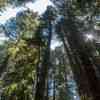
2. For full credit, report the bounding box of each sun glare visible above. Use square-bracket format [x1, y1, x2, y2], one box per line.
[43, 0, 49, 5]
[85, 34, 94, 41]
[25, 0, 52, 14]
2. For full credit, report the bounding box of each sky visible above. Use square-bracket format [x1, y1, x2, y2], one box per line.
[0, 0, 61, 49]
[0, 0, 52, 24]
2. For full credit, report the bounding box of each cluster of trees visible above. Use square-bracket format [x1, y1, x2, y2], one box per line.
[0, 0, 100, 100]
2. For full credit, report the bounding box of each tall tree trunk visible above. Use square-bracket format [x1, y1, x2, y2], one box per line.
[45, 76, 49, 100]
[59, 30, 92, 98]
[0, 55, 9, 77]
[53, 76, 56, 100]
[35, 21, 52, 100]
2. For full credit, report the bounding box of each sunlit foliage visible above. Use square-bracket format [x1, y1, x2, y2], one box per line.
[16, 10, 40, 39]
[0, 10, 42, 100]
[2, 39, 39, 100]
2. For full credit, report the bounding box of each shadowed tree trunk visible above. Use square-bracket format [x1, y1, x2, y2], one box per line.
[56, 23, 92, 98]
[63, 11, 100, 99]
[35, 20, 52, 100]
[0, 55, 9, 77]
[53, 75, 56, 100]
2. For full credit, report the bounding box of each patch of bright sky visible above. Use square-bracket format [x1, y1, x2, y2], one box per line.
[25, 0, 53, 14]
[0, 0, 53, 24]
[51, 40, 62, 50]
[0, 33, 8, 44]
[0, 33, 7, 40]
[0, 6, 26, 24]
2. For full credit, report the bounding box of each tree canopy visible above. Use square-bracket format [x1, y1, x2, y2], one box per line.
[0, 0, 100, 100]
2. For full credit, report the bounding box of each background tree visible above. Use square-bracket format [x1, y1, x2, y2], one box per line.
[51, 0, 100, 99]
[50, 46, 72, 100]
[35, 6, 56, 100]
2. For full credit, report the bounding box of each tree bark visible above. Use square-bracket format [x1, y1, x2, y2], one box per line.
[35, 21, 52, 100]
[63, 14, 100, 99]
[53, 76, 56, 100]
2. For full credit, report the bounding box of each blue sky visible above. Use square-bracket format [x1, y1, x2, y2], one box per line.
[0, 0, 52, 40]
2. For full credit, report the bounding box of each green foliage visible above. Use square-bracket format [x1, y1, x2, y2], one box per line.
[0, 10, 43, 100]
[16, 10, 40, 39]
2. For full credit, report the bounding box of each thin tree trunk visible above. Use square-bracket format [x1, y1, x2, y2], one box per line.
[35, 21, 52, 100]
[45, 76, 49, 100]
[0, 55, 9, 77]
[53, 76, 56, 100]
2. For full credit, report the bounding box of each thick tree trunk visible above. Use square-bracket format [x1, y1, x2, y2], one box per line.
[79, 52, 100, 100]
[63, 20, 100, 100]
[58, 30, 92, 98]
